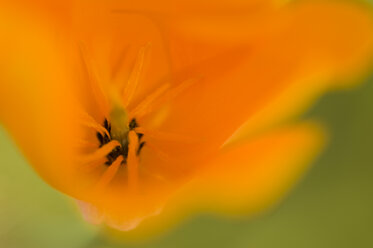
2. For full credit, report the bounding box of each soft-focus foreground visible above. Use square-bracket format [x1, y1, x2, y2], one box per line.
[0, 0, 373, 244]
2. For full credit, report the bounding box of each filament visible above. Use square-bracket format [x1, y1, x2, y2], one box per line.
[79, 43, 109, 116]
[80, 140, 121, 165]
[122, 44, 151, 107]
[78, 110, 110, 137]
[81, 119, 111, 138]
[133, 77, 200, 118]
[94, 155, 123, 193]
[127, 130, 139, 191]
[80, 157, 108, 173]
[129, 83, 169, 118]
[111, 45, 130, 80]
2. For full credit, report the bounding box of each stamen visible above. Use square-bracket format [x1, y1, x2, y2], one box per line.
[80, 140, 121, 165]
[94, 155, 123, 193]
[129, 83, 169, 118]
[79, 110, 111, 138]
[111, 45, 130, 80]
[105, 146, 123, 166]
[103, 118, 110, 130]
[137, 133, 144, 140]
[122, 44, 151, 107]
[127, 130, 139, 191]
[137, 142, 146, 155]
[80, 157, 108, 173]
[132, 77, 200, 118]
[129, 118, 139, 130]
[96, 132, 110, 147]
[163, 77, 200, 101]
[79, 43, 109, 116]
[133, 127, 145, 134]
[82, 120, 110, 139]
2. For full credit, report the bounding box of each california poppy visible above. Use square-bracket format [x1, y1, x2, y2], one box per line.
[0, 0, 372, 235]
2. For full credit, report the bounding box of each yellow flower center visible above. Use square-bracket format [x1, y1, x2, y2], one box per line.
[96, 103, 145, 166]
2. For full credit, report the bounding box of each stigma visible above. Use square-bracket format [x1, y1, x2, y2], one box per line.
[96, 105, 145, 166]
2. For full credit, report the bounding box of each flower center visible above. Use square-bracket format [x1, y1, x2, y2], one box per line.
[96, 105, 145, 166]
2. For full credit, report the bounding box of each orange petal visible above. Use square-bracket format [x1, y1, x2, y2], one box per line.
[0, 5, 81, 195]
[227, 76, 328, 143]
[77, 0, 278, 15]
[121, 122, 325, 238]
[227, 2, 373, 143]
[0, 4, 105, 201]
[189, 122, 326, 213]
[158, 1, 373, 148]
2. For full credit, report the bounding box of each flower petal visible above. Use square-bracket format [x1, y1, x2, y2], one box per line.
[122, 122, 325, 238]
[187, 122, 325, 213]
[0, 5, 81, 195]
[228, 76, 328, 143]
[158, 1, 373, 148]
[77, 0, 279, 15]
[227, 2, 373, 142]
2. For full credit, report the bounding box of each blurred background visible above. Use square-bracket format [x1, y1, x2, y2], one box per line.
[0, 71, 372, 248]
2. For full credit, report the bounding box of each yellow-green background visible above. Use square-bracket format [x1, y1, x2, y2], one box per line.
[1, 75, 372, 248]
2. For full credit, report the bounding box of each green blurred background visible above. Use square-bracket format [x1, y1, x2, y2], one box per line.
[1, 75, 372, 248]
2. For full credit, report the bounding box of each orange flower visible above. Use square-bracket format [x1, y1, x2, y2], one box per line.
[0, 0, 372, 235]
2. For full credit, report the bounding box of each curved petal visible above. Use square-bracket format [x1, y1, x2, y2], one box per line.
[158, 1, 373, 148]
[119, 121, 325, 238]
[227, 75, 328, 143]
[0, 5, 81, 196]
[187, 122, 325, 213]
[227, 1, 373, 143]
